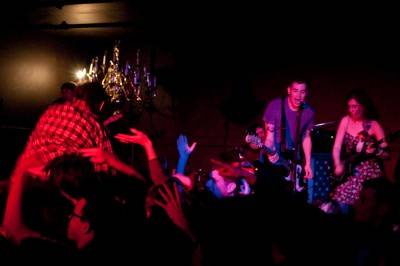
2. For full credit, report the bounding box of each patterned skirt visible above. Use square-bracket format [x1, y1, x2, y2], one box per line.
[332, 159, 383, 205]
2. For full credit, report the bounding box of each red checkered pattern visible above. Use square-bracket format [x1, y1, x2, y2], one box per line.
[22, 99, 112, 170]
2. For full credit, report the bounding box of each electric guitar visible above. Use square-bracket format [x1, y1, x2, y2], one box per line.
[245, 134, 305, 192]
[335, 129, 400, 184]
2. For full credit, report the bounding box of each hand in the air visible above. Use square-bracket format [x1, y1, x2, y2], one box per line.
[115, 128, 152, 147]
[177, 134, 197, 158]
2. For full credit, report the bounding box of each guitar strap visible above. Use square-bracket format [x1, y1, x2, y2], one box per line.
[292, 103, 304, 191]
[281, 97, 304, 192]
[294, 104, 304, 163]
[280, 96, 287, 154]
[358, 120, 372, 153]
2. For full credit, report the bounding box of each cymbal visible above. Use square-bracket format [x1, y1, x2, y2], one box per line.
[313, 121, 337, 129]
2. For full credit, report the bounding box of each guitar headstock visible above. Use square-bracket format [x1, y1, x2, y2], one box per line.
[245, 134, 263, 149]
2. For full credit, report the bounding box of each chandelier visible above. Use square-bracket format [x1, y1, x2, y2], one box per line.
[84, 41, 157, 110]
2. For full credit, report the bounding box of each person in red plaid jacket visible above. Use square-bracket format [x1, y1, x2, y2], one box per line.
[21, 82, 112, 176]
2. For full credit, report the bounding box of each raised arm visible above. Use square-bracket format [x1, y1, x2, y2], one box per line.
[115, 128, 167, 185]
[153, 182, 197, 242]
[80, 148, 146, 182]
[176, 134, 197, 174]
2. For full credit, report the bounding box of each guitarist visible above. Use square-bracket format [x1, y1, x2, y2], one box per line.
[328, 89, 389, 214]
[262, 79, 315, 193]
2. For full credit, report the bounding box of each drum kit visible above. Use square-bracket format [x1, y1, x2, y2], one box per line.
[190, 121, 338, 193]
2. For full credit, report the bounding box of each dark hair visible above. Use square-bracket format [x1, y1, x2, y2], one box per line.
[290, 79, 307, 86]
[346, 89, 379, 120]
[45, 153, 100, 199]
[60, 81, 76, 91]
[75, 82, 108, 114]
[287, 78, 309, 95]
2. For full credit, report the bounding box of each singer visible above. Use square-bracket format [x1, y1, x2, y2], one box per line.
[260, 79, 315, 194]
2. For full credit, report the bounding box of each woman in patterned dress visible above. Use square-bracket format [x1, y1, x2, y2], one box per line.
[330, 89, 388, 214]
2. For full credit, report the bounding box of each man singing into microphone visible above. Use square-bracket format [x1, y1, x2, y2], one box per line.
[261, 79, 315, 193]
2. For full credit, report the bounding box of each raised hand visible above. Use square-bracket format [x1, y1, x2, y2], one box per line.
[116, 128, 164, 183]
[176, 134, 197, 175]
[153, 183, 195, 240]
[115, 128, 152, 147]
[177, 134, 197, 158]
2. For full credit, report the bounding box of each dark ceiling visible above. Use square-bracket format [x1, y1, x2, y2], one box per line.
[2, 1, 400, 67]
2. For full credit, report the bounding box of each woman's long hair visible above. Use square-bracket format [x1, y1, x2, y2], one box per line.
[346, 89, 379, 120]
